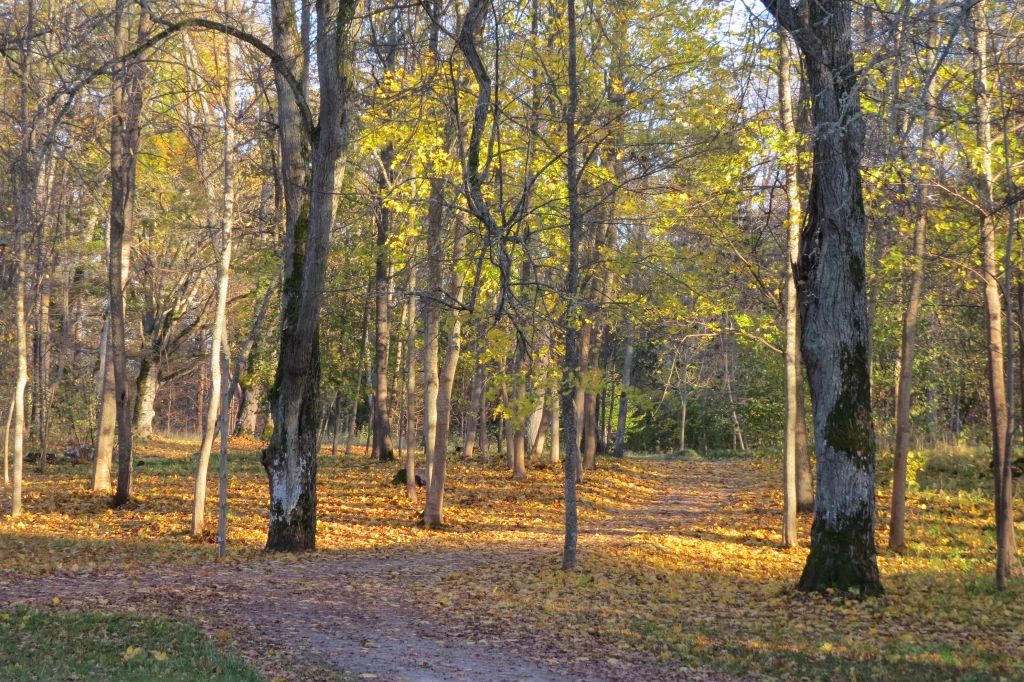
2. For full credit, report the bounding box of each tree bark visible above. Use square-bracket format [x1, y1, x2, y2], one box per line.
[262, 0, 357, 551]
[110, 0, 149, 508]
[92, 316, 115, 491]
[403, 261, 418, 503]
[764, 0, 884, 595]
[969, 1, 1018, 588]
[779, 27, 800, 548]
[193, 27, 237, 538]
[372, 145, 395, 462]
[561, 0, 582, 570]
[132, 356, 159, 438]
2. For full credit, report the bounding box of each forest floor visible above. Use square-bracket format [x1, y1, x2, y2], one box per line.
[1, 438, 1023, 680]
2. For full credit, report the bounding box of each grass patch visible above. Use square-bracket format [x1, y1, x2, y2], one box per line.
[0, 606, 262, 681]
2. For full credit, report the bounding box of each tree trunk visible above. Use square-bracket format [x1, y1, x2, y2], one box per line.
[372, 146, 395, 462]
[34, 273, 51, 471]
[795, 375, 813, 512]
[549, 385, 560, 464]
[133, 356, 159, 439]
[109, 0, 149, 508]
[613, 326, 634, 458]
[970, 1, 1018, 588]
[193, 29, 236, 538]
[765, 0, 884, 595]
[779, 27, 800, 548]
[3, 393, 13, 485]
[463, 360, 485, 459]
[262, 0, 357, 551]
[421, 179, 442, 488]
[890, 4, 937, 553]
[561, 0, 581, 570]
[234, 383, 261, 436]
[93, 316, 115, 491]
[404, 261, 418, 503]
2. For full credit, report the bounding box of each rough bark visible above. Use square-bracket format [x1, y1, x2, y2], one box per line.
[110, 0, 149, 508]
[764, 0, 883, 595]
[561, 0, 581, 570]
[262, 0, 357, 551]
[133, 356, 159, 438]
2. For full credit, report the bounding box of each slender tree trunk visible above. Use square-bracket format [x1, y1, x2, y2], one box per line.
[970, 1, 1018, 588]
[346, 286, 371, 456]
[613, 326, 634, 458]
[765, 0, 883, 595]
[193, 30, 236, 538]
[372, 146, 395, 462]
[109, 0, 149, 508]
[779, 28, 800, 547]
[890, 6, 937, 553]
[795, 374, 813, 511]
[549, 384, 560, 464]
[11, 233, 28, 516]
[463, 361, 485, 459]
[3, 394, 13, 485]
[404, 262, 418, 503]
[35, 276, 50, 471]
[561, 0, 582, 570]
[421, 180, 442, 488]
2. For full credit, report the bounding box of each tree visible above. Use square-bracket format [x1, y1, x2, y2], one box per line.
[261, 0, 358, 550]
[109, 0, 150, 507]
[762, 0, 883, 595]
[561, 0, 582, 571]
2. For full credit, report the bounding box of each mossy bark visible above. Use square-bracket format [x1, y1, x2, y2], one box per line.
[766, 0, 883, 596]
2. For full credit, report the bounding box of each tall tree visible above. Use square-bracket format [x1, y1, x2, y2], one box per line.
[561, 0, 582, 570]
[762, 0, 883, 594]
[969, 0, 1019, 588]
[109, 0, 150, 507]
[778, 27, 800, 548]
[261, 0, 358, 550]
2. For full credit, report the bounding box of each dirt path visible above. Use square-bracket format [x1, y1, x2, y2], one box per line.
[0, 461, 743, 682]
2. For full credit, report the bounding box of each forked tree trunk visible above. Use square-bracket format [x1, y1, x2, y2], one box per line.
[262, 0, 357, 551]
[110, 0, 149, 508]
[764, 0, 883, 595]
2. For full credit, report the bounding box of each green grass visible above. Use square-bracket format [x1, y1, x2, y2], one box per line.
[0, 607, 263, 681]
